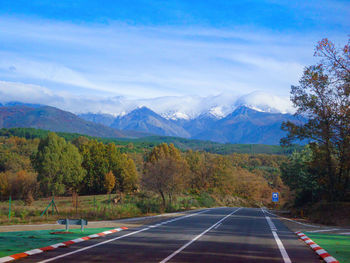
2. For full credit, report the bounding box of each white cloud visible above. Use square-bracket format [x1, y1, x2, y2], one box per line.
[0, 81, 294, 119]
[0, 17, 326, 98]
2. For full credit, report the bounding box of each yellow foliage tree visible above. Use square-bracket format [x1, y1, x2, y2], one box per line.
[104, 171, 116, 194]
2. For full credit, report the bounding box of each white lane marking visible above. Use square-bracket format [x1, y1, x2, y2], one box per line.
[272, 231, 292, 263]
[214, 223, 222, 229]
[339, 232, 350, 235]
[265, 216, 277, 231]
[307, 228, 340, 233]
[262, 209, 340, 229]
[262, 208, 291, 263]
[37, 209, 210, 263]
[159, 207, 242, 263]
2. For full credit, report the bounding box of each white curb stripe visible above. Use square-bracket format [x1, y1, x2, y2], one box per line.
[0, 257, 15, 263]
[316, 249, 327, 255]
[310, 244, 320, 249]
[24, 249, 43, 255]
[324, 256, 338, 263]
[71, 238, 85, 243]
[50, 243, 66, 248]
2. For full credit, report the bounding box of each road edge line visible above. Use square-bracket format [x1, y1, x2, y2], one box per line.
[0, 227, 128, 263]
[295, 231, 339, 263]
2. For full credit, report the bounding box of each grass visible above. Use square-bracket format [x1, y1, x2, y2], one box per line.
[305, 232, 350, 263]
[0, 194, 154, 225]
[0, 192, 225, 225]
[0, 227, 117, 257]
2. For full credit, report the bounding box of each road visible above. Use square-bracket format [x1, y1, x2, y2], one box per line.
[18, 207, 320, 263]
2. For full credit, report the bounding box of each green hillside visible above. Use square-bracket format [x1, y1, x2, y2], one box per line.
[0, 128, 301, 154]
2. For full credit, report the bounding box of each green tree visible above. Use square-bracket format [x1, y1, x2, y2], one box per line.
[280, 147, 320, 205]
[80, 140, 109, 194]
[34, 132, 85, 196]
[282, 38, 350, 201]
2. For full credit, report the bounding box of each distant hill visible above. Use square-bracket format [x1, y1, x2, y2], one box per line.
[0, 127, 302, 155]
[1, 102, 303, 145]
[192, 106, 302, 144]
[78, 113, 116, 127]
[98, 105, 301, 145]
[0, 105, 147, 139]
[110, 107, 190, 138]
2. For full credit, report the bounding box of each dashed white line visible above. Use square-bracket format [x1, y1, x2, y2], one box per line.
[37, 209, 210, 263]
[272, 231, 291, 263]
[159, 207, 242, 263]
[261, 208, 291, 263]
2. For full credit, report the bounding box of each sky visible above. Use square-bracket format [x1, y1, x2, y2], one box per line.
[0, 0, 349, 115]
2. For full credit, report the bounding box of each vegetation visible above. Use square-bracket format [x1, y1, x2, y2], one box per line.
[281, 37, 350, 204]
[0, 126, 289, 223]
[0, 127, 301, 155]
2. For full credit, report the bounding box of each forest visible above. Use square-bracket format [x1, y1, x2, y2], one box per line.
[0, 130, 289, 222]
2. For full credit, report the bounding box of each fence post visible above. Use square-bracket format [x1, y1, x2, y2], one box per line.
[8, 195, 11, 220]
[52, 197, 54, 215]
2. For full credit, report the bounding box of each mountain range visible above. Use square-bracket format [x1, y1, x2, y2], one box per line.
[0, 101, 301, 145]
[80, 105, 301, 145]
[0, 103, 147, 139]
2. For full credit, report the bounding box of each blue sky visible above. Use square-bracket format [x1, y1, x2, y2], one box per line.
[0, 0, 349, 114]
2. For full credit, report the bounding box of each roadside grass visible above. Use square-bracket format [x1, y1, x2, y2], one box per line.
[0, 194, 160, 225]
[305, 232, 350, 263]
[0, 227, 116, 257]
[0, 192, 228, 225]
[0, 192, 249, 225]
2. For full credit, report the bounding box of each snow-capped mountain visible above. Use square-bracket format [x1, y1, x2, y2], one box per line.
[76, 91, 294, 121]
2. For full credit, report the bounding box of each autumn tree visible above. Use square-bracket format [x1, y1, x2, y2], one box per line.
[142, 143, 188, 207]
[104, 171, 116, 194]
[185, 150, 209, 193]
[282, 38, 350, 201]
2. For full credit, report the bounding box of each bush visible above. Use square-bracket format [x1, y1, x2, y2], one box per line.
[195, 192, 216, 207]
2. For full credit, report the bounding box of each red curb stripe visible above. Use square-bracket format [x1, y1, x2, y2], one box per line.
[40, 246, 55, 251]
[10, 253, 28, 260]
[81, 237, 90, 241]
[121, 227, 128, 230]
[62, 240, 75, 246]
[295, 232, 339, 263]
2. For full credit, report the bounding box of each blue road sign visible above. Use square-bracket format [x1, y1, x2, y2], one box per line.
[272, 192, 279, 202]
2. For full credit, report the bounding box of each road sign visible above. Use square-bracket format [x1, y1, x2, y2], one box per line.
[272, 192, 279, 202]
[58, 219, 88, 231]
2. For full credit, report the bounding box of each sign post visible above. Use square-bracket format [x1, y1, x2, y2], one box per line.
[272, 192, 279, 210]
[272, 192, 279, 202]
[57, 219, 88, 232]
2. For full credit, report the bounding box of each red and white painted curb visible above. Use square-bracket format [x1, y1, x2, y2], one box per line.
[0, 227, 128, 263]
[296, 231, 339, 263]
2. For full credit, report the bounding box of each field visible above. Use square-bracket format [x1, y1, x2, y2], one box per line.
[0, 227, 116, 257]
[0, 192, 242, 225]
[305, 232, 350, 263]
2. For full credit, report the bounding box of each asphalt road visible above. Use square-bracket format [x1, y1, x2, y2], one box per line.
[18, 207, 321, 263]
